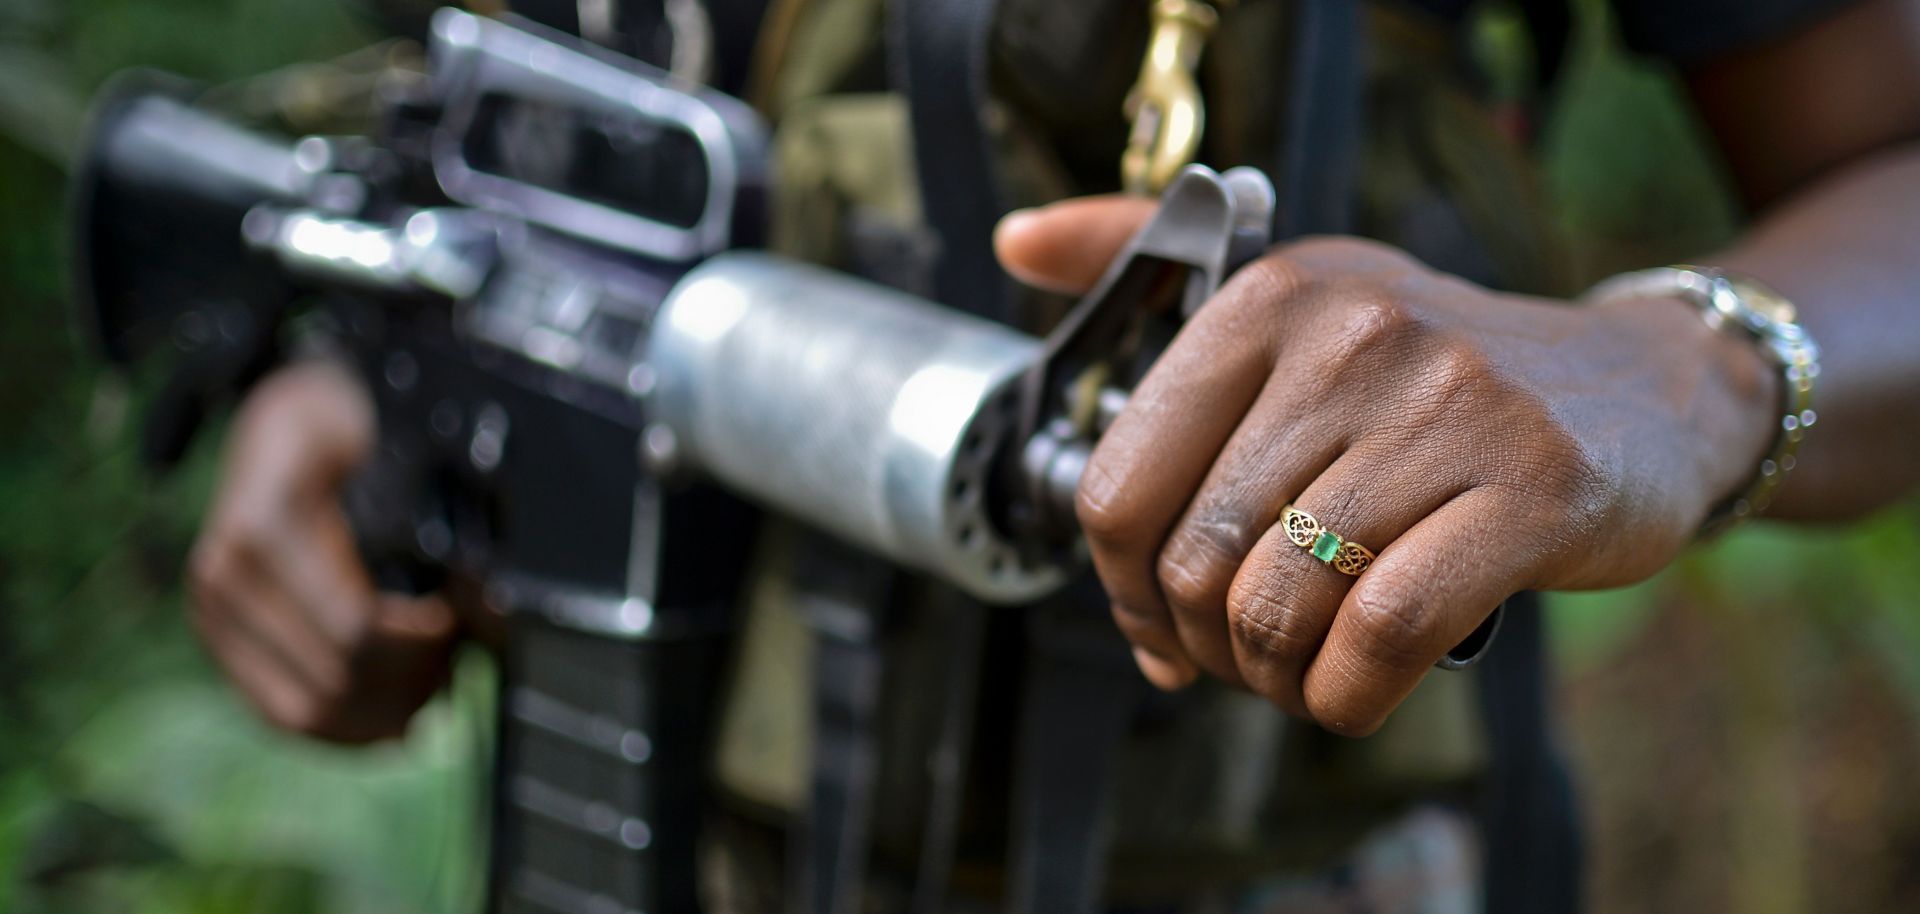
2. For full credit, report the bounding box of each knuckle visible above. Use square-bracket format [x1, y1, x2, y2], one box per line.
[1155, 517, 1254, 614]
[1156, 550, 1224, 620]
[1345, 580, 1441, 671]
[1235, 252, 1312, 307]
[1073, 461, 1135, 545]
[1403, 340, 1502, 434]
[1428, 337, 1499, 400]
[1326, 294, 1423, 362]
[1226, 570, 1322, 666]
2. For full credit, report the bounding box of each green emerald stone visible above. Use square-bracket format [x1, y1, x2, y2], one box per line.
[1310, 531, 1342, 562]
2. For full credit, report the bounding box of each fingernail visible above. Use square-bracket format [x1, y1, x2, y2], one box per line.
[1132, 645, 1199, 691]
[996, 207, 1039, 236]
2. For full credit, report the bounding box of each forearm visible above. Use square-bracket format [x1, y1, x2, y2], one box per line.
[1702, 142, 1920, 521]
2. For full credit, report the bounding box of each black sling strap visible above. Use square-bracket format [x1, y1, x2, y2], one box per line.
[792, 537, 898, 914]
[908, 599, 990, 914]
[797, 625, 885, 914]
[1004, 597, 1150, 914]
[787, 3, 1016, 911]
[894, 1, 1145, 907]
[789, 4, 1014, 912]
[896, 0, 1015, 325]
[1476, 592, 1585, 914]
[1275, 0, 1364, 239]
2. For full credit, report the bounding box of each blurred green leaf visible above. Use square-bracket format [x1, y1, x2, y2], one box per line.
[17, 799, 177, 886]
[58, 671, 489, 914]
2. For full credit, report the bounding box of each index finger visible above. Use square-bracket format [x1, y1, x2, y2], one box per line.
[1075, 260, 1302, 685]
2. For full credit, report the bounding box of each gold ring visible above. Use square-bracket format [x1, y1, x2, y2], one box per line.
[1281, 504, 1375, 576]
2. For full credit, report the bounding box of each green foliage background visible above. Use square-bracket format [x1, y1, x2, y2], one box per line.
[0, 1, 1915, 912]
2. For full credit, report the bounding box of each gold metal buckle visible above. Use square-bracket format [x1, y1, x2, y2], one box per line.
[1122, 0, 1221, 195]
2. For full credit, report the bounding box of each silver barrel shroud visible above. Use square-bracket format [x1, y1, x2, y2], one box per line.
[646, 252, 1066, 603]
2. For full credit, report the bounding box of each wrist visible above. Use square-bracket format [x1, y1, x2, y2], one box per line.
[1684, 298, 1785, 515]
[1586, 265, 1820, 532]
[1592, 292, 1782, 520]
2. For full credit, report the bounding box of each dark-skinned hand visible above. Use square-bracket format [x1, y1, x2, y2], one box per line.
[995, 196, 1779, 736]
[187, 360, 459, 744]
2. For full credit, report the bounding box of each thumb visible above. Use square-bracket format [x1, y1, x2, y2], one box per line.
[994, 195, 1158, 295]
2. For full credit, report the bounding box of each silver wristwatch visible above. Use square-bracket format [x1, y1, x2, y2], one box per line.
[1586, 265, 1821, 534]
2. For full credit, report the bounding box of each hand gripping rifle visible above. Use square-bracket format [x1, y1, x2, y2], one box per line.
[74, 9, 1499, 912]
